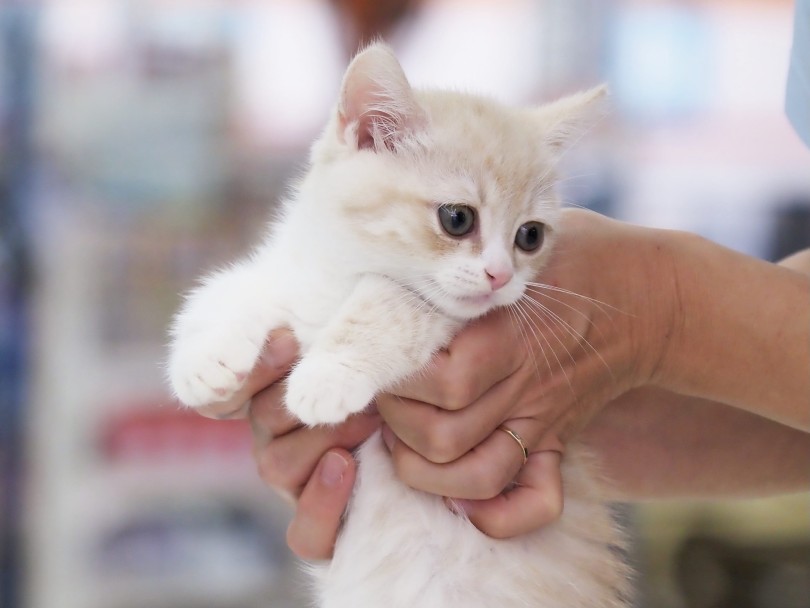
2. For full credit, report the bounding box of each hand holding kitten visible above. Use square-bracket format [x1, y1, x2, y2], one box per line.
[247, 208, 680, 549]
[377, 208, 676, 534]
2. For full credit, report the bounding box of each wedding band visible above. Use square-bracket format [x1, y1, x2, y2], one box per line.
[497, 424, 529, 466]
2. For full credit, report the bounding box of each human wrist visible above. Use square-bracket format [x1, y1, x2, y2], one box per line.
[648, 230, 810, 429]
[603, 221, 684, 393]
[550, 211, 682, 397]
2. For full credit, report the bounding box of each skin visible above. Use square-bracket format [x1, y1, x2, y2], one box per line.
[198, 209, 810, 560]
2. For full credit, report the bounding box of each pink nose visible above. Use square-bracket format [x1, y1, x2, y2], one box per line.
[486, 268, 513, 291]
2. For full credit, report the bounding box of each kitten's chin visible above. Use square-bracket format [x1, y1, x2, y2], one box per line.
[434, 292, 508, 321]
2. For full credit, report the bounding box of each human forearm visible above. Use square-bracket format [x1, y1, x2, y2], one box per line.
[581, 387, 810, 500]
[780, 247, 810, 274]
[653, 234, 810, 430]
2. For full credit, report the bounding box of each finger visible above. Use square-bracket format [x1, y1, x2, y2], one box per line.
[392, 308, 525, 410]
[384, 417, 544, 499]
[377, 368, 525, 464]
[286, 449, 356, 560]
[249, 380, 299, 442]
[196, 329, 299, 420]
[448, 450, 563, 539]
[255, 412, 379, 497]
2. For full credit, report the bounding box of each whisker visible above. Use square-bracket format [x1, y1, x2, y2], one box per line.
[524, 282, 628, 317]
[507, 303, 544, 382]
[521, 297, 614, 379]
[519, 296, 577, 370]
[514, 297, 571, 391]
[523, 288, 613, 347]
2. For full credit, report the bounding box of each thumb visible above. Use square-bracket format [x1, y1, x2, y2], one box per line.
[286, 449, 356, 560]
[447, 450, 563, 539]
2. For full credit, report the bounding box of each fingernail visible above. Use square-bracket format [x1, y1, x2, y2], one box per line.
[319, 452, 348, 488]
[381, 424, 395, 451]
[263, 331, 298, 368]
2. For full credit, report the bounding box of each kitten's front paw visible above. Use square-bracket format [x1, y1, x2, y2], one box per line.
[285, 356, 376, 426]
[168, 328, 264, 408]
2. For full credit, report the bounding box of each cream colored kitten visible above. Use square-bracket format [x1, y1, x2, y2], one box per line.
[168, 43, 631, 607]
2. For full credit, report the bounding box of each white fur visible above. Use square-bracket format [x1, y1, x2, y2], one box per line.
[168, 43, 630, 607]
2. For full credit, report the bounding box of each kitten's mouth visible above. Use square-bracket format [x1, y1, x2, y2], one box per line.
[457, 293, 493, 306]
[400, 279, 497, 319]
[449, 292, 501, 319]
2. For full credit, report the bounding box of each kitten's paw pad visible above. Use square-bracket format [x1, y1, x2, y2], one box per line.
[285, 357, 376, 426]
[168, 331, 263, 408]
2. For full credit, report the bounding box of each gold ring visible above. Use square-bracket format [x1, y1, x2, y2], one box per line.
[497, 424, 529, 466]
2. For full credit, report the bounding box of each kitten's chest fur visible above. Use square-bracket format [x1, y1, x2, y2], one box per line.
[315, 437, 632, 608]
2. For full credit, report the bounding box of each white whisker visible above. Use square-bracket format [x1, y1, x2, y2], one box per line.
[507, 303, 545, 382]
[514, 297, 571, 390]
[524, 282, 628, 317]
[521, 296, 614, 379]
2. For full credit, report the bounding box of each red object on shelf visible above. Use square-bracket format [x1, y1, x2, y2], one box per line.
[99, 401, 253, 463]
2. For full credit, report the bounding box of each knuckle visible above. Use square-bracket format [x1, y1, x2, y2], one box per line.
[431, 357, 472, 411]
[471, 461, 511, 500]
[251, 389, 286, 423]
[391, 450, 424, 491]
[479, 511, 515, 540]
[390, 457, 414, 489]
[334, 413, 378, 447]
[541, 490, 564, 523]
[286, 521, 326, 561]
[422, 417, 464, 464]
[438, 375, 476, 411]
[255, 444, 294, 491]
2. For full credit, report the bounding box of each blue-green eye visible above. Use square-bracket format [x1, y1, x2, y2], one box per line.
[438, 204, 475, 237]
[515, 221, 545, 252]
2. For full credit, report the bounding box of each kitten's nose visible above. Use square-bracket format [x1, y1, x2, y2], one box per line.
[486, 268, 513, 291]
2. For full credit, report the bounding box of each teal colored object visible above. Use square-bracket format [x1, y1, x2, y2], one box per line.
[787, 0, 810, 147]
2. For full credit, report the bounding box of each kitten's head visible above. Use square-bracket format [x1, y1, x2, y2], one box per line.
[308, 43, 606, 320]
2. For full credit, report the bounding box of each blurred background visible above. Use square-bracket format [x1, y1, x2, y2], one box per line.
[1, 0, 809, 607]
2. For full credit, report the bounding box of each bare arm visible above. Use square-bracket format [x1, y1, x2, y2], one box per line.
[655, 235, 810, 431]
[580, 387, 810, 500]
[378, 219, 810, 535]
[581, 247, 810, 500]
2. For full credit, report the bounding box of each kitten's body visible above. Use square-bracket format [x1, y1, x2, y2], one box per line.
[169, 44, 632, 607]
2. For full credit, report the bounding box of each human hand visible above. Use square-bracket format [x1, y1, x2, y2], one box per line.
[250, 360, 379, 558]
[377, 209, 678, 536]
[193, 329, 379, 560]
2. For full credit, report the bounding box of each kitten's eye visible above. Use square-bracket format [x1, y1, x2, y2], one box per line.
[515, 221, 545, 252]
[438, 204, 476, 237]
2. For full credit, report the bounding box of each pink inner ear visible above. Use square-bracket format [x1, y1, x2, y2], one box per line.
[356, 111, 383, 151]
[337, 45, 422, 151]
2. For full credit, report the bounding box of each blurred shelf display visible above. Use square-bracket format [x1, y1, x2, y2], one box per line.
[25, 206, 306, 608]
[25, 3, 306, 608]
[16, 2, 810, 608]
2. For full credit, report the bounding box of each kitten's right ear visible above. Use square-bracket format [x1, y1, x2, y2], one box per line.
[534, 84, 609, 153]
[337, 42, 425, 152]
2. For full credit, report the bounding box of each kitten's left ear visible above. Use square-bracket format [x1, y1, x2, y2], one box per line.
[533, 84, 609, 152]
[337, 42, 426, 152]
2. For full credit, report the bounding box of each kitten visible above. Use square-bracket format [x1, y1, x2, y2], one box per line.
[168, 43, 631, 608]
